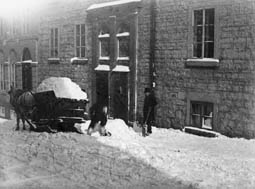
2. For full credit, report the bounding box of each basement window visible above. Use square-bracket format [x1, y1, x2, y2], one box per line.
[191, 101, 213, 130]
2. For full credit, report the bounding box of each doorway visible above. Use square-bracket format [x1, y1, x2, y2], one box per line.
[111, 72, 129, 123]
[96, 72, 108, 106]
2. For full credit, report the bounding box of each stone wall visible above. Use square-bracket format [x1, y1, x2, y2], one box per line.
[155, 0, 255, 138]
[38, 0, 255, 138]
[38, 0, 114, 107]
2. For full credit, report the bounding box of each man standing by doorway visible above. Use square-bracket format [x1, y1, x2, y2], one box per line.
[143, 87, 157, 135]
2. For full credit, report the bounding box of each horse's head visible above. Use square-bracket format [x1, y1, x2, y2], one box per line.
[8, 85, 24, 107]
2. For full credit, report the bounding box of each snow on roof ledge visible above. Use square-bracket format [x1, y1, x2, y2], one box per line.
[87, 0, 141, 11]
[95, 64, 110, 71]
[112, 65, 130, 72]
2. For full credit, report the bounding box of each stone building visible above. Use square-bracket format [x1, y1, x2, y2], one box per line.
[0, 3, 47, 119]
[1, 0, 255, 138]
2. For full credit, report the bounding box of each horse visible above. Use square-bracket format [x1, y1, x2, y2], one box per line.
[8, 86, 36, 131]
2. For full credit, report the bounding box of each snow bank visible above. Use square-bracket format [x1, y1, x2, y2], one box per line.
[95, 119, 255, 189]
[37, 77, 88, 100]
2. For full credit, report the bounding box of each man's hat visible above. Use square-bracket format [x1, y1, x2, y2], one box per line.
[144, 87, 151, 93]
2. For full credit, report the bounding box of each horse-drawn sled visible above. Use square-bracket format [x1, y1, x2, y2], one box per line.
[9, 87, 89, 133]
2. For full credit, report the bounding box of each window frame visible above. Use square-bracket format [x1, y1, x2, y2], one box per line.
[98, 31, 110, 61]
[75, 24, 86, 58]
[190, 101, 214, 129]
[49, 27, 59, 58]
[190, 101, 214, 130]
[3, 62, 10, 91]
[117, 31, 130, 61]
[187, 5, 219, 67]
[193, 8, 215, 58]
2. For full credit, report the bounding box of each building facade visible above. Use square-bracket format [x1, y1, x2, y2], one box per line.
[0, 5, 45, 119]
[1, 0, 255, 138]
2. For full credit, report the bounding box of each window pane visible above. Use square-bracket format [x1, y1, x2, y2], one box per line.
[203, 117, 212, 128]
[100, 38, 110, 57]
[205, 9, 214, 25]
[81, 47, 85, 57]
[76, 36, 80, 46]
[81, 35, 85, 46]
[55, 28, 58, 48]
[192, 115, 201, 127]
[192, 103, 201, 114]
[194, 10, 203, 25]
[76, 25, 80, 35]
[119, 37, 129, 57]
[194, 26, 203, 42]
[193, 43, 202, 58]
[204, 42, 214, 58]
[54, 49, 58, 57]
[205, 25, 214, 41]
[81, 24, 85, 35]
[76, 48, 80, 57]
[50, 29, 54, 49]
[203, 103, 213, 116]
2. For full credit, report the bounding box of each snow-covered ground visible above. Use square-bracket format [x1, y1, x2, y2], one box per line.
[1, 118, 255, 188]
[89, 119, 255, 189]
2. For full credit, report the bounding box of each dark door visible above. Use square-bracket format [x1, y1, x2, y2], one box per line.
[22, 63, 32, 91]
[111, 72, 128, 123]
[96, 72, 109, 106]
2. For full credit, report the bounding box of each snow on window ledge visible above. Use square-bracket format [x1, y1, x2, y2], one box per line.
[70, 57, 88, 65]
[98, 34, 110, 38]
[117, 57, 129, 61]
[48, 58, 60, 64]
[116, 32, 130, 37]
[112, 65, 130, 72]
[95, 64, 110, 71]
[99, 57, 110, 61]
[186, 58, 219, 68]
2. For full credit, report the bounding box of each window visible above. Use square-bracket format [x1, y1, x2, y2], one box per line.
[50, 28, 59, 57]
[117, 23, 130, 60]
[3, 62, 9, 90]
[0, 106, 5, 117]
[193, 8, 214, 58]
[9, 50, 16, 89]
[75, 24, 86, 58]
[0, 52, 4, 90]
[98, 25, 110, 59]
[0, 50, 16, 91]
[191, 101, 213, 129]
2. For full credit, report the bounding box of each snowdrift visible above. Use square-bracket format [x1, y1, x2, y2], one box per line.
[37, 77, 88, 100]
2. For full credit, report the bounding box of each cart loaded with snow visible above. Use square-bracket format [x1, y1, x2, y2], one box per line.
[30, 77, 89, 132]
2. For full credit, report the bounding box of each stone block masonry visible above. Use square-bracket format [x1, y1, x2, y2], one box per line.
[155, 0, 255, 138]
[38, 0, 255, 138]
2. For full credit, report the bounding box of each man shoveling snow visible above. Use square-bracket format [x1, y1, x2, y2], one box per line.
[75, 102, 111, 136]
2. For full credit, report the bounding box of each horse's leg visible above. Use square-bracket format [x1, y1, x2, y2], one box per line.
[22, 115, 26, 130]
[16, 114, 20, 130]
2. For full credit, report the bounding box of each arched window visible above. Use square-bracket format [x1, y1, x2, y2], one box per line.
[116, 23, 130, 59]
[22, 47, 32, 61]
[98, 24, 110, 59]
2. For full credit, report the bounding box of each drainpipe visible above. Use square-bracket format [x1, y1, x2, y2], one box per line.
[149, 0, 158, 90]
